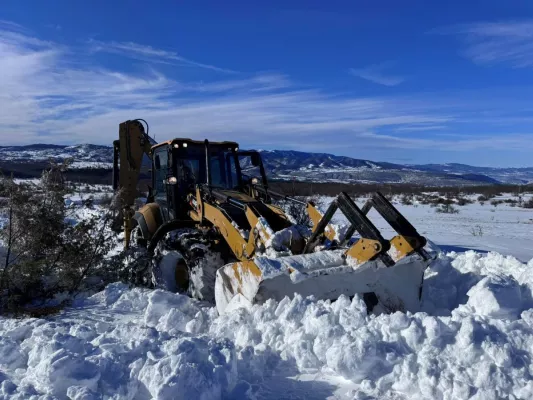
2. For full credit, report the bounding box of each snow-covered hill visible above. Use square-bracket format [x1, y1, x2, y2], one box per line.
[258, 150, 507, 186]
[2, 144, 533, 185]
[0, 144, 113, 169]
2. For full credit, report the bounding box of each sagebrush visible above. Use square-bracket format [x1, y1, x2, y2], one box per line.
[0, 165, 120, 313]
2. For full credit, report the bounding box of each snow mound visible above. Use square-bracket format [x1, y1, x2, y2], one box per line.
[467, 275, 522, 319]
[1, 251, 533, 399]
[421, 250, 533, 316]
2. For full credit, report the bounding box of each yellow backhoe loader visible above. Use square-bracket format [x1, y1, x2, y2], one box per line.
[113, 119, 434, 314]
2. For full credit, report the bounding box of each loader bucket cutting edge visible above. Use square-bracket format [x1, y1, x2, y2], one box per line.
[214, 249, 431, 315]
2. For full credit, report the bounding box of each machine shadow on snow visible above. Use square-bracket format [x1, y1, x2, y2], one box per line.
[437, 244, 489, 254]
[228, 351, 339, 400]
[230, 373, 338, 400]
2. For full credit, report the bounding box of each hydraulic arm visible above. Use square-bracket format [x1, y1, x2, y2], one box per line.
[112, 119, 155, 248]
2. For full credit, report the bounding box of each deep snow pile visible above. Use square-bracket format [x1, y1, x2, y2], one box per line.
[1, 250, 533, 399]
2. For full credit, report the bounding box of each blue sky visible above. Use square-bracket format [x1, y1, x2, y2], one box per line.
[2, 1, 533, 166]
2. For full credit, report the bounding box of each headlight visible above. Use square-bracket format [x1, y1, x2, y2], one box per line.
[251, 177, 259, 185]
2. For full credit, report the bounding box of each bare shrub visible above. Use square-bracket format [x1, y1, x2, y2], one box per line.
[98, 193, 114, 207]
[435, 204, 459, 214]
[456, 197, 474, 206]
[400, 194, 413, 205]
[416, 195, 430, 205]
[522, 198, 533, 209]
[490, 199, 504, 207]
[470, 225, 484, 237]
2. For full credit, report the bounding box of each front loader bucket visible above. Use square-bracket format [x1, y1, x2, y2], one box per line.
[214, 248, 431, 315]
[215, 191, 435, 315]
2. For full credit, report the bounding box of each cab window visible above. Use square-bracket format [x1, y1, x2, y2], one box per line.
[153, 149, 169, 201]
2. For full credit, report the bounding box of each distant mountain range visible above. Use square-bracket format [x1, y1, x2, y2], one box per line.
[1, 144, 532, 186]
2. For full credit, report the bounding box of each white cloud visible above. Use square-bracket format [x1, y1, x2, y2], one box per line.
[350, 63, 404, 86]
[0, 20, 31, 34]
[439, 20, 533, 67]
[395, 125, 446, 132]
[88, 39, 237, 73]
[2, 21, 533, 163]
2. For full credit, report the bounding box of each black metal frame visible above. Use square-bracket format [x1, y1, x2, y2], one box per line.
[302, 192, 391, 255]
[361, 192, 429, 260]
[361, 193, 423, 241]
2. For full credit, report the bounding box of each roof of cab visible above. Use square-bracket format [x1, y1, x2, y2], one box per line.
[151, 138, 239, 150]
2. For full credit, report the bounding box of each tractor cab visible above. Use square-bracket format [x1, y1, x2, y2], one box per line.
[150, 139, 270, 222]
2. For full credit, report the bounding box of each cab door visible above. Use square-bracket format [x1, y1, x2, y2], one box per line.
[236, 151, 269, 200]
[152, 147, 171, 222]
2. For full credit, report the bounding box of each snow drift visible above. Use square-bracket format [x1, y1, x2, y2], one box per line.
[1, 250, 533, 399]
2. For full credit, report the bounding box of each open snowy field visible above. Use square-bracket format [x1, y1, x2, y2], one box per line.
[1, 192, 533, 399]
[342, 194, 533, 262]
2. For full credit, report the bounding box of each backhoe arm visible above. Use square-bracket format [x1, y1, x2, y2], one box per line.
[113, 119, 155, 248]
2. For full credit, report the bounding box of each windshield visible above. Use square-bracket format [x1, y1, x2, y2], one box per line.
[174, 145, 241, 190]
[210, 151, 239, 189]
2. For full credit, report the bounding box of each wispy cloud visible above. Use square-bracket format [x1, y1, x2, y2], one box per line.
[350, 63, 404, 86]
[395, 125, 446, 132]
[0, 20, 31, 34]
[88, 39, 237, 73]
[2, 21, 533, 165]
[438, 20, 533, 67]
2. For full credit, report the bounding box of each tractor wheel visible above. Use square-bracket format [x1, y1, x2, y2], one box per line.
[151, 230, 225, 303]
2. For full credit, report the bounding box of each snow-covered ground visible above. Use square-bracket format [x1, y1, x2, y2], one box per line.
[2, 192, 533, 399]
[336, 194, 533, 262]
[2, 251, 533, 399]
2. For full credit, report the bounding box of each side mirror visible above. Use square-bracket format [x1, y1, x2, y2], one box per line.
[251, 153, 261, 167]
[155, 155, 161, 169]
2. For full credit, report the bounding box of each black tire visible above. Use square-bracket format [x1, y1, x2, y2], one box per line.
[153, 230, 225, 303]
[175, 231, 225, 303]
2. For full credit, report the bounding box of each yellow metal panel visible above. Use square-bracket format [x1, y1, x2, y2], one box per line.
[118, 121, 152, 207]
[306, 203, 336, 242]
[203, 203, 249, 260]
[229, 261, 263, 295]
[266, 204, 291, 223]
[389, 235, 422, 262]
[345, 238, 382, 265]
[219, 191, 255, 202]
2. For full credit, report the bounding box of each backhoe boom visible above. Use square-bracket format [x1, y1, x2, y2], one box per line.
[113, 119, 155, 248]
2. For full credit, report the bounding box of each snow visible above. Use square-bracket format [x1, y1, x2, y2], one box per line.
[264, 225, 308, 253]
[467, 275, 522, 319]
[68, 162, 114, 170]
[324, 195, 533, 262]
[3, 193, 533, 399]
[2, 247, 533, 399]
